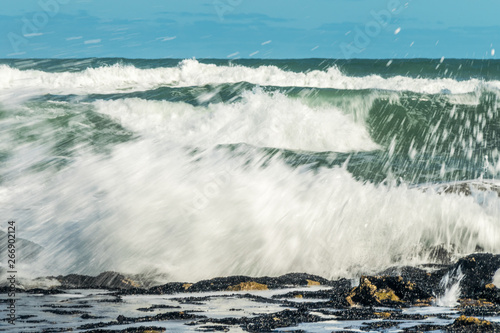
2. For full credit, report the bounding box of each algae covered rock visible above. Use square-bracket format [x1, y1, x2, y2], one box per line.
[447, 315, 499, 332]
[227, 281, 268, 291]
[346, 275, 433, 307]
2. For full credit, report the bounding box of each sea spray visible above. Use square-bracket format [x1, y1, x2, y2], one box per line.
[0, 58, 499, 282]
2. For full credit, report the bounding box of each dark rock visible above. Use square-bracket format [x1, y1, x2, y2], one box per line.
[402, 324, 447, 332]
[243, 308, 323, 332]
[42, 304, 92, 308]
[82, 327, 166, 333]
[145, 282, 192, 295]
[54, 271, 142, 289]
[460, 305, 500, 317]
[478, 283, 500, 304]
[195, 325, 230, 332]
[321, 308, 384, 321]
[0, 287, 66, 295]
[137, 304, 181, 312]
[42, 309, 89, 315]
[273, 278, 351, 308]
[446, 315, 500, 332]
[148, 273, 330, 295]
[378, 266, 448, 297]
[196, 308, 325, 332]
[327, 308, 428, 321]
[79, 311, 206, 330]
[449, 254, 500, 299]
[81, 313, 105, 319]
[361, 320, 400, 331]
[346, 275, 433, 307]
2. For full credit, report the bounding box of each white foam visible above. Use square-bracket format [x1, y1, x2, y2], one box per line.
[91, 90, 380, 152]
[0, 60, 498, 98]
[494, 269, 500, 286]
[2, 136, 500, 282]
[436, 267, 464, 307]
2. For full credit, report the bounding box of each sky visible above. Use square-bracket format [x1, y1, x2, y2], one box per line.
[1, 0, 499, 59]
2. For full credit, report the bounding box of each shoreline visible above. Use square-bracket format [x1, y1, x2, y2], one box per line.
[2, 253, 500, 332]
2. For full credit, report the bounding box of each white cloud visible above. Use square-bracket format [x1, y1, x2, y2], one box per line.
[84, 39, 101, 45]
[157, 36, 177, 42]
[23, 33, 43, 37]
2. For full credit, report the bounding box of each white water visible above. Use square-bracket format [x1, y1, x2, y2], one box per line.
[0, 60, 499, 98]
[436, 267, 464, 307]
[494, 269, 500, 286]
[1, 99, 500, 281]
[91, 90, 379, 153]
[1, 61, 500, 283]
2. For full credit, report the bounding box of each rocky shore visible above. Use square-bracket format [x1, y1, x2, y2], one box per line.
[2, 253, 500, 332]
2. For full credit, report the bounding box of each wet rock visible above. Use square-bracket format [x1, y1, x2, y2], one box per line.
[137, 304, 181, 312]
[321, 308, 386, 321]
[378, 266, 447, 296]
[449, 254, 500, 299]
[243, 308, 323, 332]
[145, 282, 192, 295]
[81, 313, 105, 319]
[83, 327, 166, 333]
[447, 315, 499, 332]
[238, 293, 283, 304]
[195, 308, 324, 332]
[227, 281, 268, 291]
[97, 296, 123, 303]
[361, 320, 400, 331]
[346, 276, 433, 307]
[54, 271, 142, 289]
[147, 273, 330, 295]
[42, 304, 92, 309]
[195, 325, 230, 332]
[79, 311, 206, 330]
[0, 287, 66, 294]
[42, 309, 89, 315]
[428, 245, 454, 265]
[402, 323, 447, 332]
[477, 283, 500, 304]
[272, 279, 351, 309]
[459, 305, 500, 317]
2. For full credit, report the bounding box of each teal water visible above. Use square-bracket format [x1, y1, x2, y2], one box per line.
[0, 58, 499, 281]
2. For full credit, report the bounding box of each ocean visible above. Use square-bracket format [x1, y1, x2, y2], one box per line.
[0, 58, 499, 284]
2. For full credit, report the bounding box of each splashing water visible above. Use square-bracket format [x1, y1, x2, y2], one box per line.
[436, 267, 465, 307]
[0, 58, 499, 282]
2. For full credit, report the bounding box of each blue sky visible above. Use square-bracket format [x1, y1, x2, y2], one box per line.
[1, 0, 499, 59]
